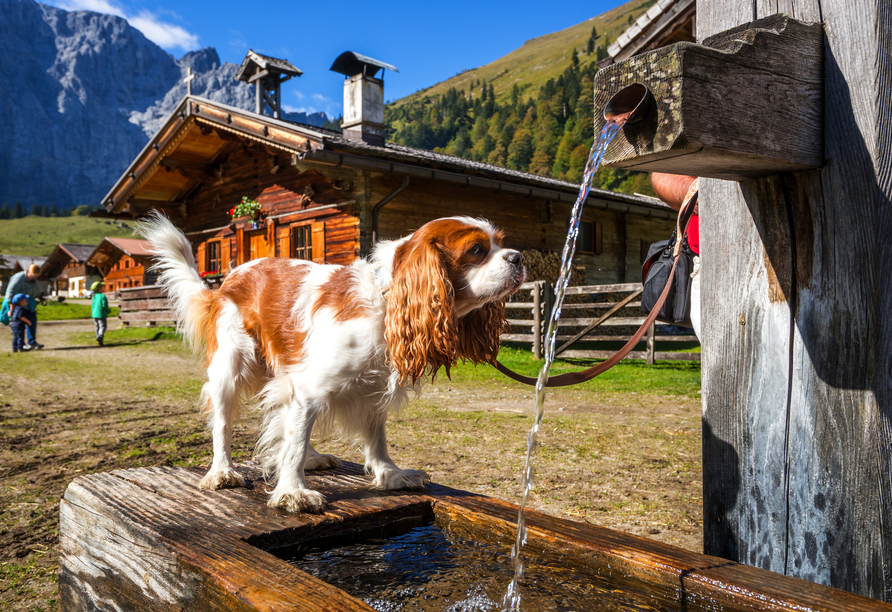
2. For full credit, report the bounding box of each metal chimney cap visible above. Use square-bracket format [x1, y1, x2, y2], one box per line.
[330, 51, 398, 78]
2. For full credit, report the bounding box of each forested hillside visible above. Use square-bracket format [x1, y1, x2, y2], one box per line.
[384, 0, 655, 195]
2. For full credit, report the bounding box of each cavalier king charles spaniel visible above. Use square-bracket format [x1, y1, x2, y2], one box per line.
[141, 214, 526, 513]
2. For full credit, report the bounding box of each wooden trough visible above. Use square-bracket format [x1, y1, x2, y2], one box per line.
[59, 461, 892, 611]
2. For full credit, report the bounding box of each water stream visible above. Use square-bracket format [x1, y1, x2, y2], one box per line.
[501, 118, 626, 612]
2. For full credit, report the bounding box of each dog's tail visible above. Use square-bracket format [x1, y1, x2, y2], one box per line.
[138, 212, 213, 353]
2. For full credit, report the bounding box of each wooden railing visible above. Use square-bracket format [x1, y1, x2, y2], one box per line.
[503, 281, 700, 362]
[118, 285, 175, 326]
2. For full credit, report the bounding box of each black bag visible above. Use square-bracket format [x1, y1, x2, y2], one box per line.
[641, 231, 694, 326]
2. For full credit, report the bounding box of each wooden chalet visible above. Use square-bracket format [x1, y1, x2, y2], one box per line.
[0, 254, 47, 292]
[98, 52, 676, 286]
[40, 244, 101, 298]
[86, 237, 157, 293]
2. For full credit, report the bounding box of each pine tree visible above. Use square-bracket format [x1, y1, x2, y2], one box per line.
[587, 37, 595, 55]
[0, 203, 9, 220]
[572, 48, 579, 68]
[591, 25, 598, 39]
[50, 204, 60, 217]
[41, 204, 50, 217]
[13, 201, 23, 219]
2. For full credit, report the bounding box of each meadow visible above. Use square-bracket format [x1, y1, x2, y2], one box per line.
[0, 321, 702, 611]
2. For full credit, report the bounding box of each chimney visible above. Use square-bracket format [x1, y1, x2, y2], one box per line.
[235, 50, 303, 119]
[330, 52, 398, 147]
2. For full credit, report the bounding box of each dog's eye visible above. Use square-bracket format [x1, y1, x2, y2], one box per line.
[468, 244, 486, 256]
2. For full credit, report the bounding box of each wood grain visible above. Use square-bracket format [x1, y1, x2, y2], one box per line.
[593, 15, 823, 180]
[699, 0, 892, 601]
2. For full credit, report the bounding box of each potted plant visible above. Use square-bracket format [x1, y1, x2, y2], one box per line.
[230, 197, 263, 229]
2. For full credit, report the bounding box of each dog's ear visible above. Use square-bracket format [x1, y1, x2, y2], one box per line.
[456, 300, 505, 365]
[385, 236, 457, 384]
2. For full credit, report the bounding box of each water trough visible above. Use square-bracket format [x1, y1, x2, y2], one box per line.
[59, 462, 891, 611]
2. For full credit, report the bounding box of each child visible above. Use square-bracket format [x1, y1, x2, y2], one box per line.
[91, 281, 111, 346]
[9, 293, 33, 353]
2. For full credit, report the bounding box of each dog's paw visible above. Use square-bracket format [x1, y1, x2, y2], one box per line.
[268, 488, 327, 513]
[372, 468, 430, 491]
[305, 452, 342, 471]
[198, 467, 246, 491]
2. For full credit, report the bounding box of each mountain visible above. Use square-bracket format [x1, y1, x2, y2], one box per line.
[0, 0, 328, 211]
[385, 0, 657, 196]
[391, 0, 654, 108]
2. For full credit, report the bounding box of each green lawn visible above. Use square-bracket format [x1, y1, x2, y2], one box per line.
[36, 300, 120, 321]
[0, 216, 136, 256]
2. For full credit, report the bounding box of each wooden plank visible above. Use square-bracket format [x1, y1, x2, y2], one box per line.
[119, 311, 176, 323]
[119, 286, 166, 300]
[554, 288, 643, 356]
[698, 0, 892, 601]
[119, 297, 169, 311]
[563, 282, 642, 295]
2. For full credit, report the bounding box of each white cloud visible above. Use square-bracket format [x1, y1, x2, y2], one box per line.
[47, 1, 199, 53]
[311, 93, 329, 102]
[293, 91, 306, 101]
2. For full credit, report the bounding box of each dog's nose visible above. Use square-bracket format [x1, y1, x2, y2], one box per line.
[506, 251, 524, 268]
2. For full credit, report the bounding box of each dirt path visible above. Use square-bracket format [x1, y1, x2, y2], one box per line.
[0, 321, 702, 611]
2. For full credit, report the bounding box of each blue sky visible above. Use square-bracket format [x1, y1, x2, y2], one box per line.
[43, 0, 622, 118]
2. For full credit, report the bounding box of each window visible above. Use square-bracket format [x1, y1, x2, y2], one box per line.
[292, 225, 312, 260]
[206, 241, 221, 273]
[577, 221, 602, 255]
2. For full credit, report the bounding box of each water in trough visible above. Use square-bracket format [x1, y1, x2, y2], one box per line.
[281, 520, 687, 611]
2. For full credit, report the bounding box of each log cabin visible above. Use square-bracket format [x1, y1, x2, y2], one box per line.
[86, 237, 157, 293]
[40, 244, 101, 298]
[96, 51, 676, 286]
[0, 254, 47, 295]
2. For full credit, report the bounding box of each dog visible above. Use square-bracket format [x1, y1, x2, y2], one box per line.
[140, 214, 526, 513]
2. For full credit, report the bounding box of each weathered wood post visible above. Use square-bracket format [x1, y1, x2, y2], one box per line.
[594, 3, 891, 601]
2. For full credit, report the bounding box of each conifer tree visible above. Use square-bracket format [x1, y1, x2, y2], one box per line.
[591, 25, 597, 39]
[50, 204, 60, 217]
[587, 37, 595, 55]
[0, 203, 9, 220]
[572, 48, 579, 67]
[13, 201, 23, 219]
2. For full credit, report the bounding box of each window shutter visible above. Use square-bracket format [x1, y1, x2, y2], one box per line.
[221, 238, 231, 274]
[197, 242, 206, 274]
[236, 228, 245, 266]
[311, 222, 325, 263]
[266, 219, 277, 257]
[280, 227, 291, 259]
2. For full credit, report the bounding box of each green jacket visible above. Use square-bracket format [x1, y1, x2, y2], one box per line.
[91, 292, 110, 318]
[4, 271, 35, 303]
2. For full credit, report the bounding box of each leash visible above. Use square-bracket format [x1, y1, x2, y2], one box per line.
[495, 185, 698, 388]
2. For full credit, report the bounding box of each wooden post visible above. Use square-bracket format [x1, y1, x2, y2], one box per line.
[532, 282, 542, 360]
[694, 2, 892, 601]
[646, 321, 655, 365]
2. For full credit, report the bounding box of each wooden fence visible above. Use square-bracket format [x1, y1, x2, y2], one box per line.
[118, 285, 175, 326]
[502, 281, 700, 362]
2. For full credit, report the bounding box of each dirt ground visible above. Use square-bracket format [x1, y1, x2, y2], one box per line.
[0, 320, 702, 611]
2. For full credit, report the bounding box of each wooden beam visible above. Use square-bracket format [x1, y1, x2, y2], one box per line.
[246, 69, 270, 83]
[127, 199, 186, 219]
[160, 157, 218, 182]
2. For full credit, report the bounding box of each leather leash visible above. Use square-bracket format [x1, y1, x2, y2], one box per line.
[495, 184, 698, 388]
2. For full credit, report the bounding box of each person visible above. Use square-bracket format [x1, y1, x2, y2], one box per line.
[4, 264, 44, 349]
[9, 293, 34, 353]
[90, 280, 111, 346]
[651, 173, 700, 339]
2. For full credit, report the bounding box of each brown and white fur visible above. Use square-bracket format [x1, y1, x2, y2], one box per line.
[140, 214, 526, 513]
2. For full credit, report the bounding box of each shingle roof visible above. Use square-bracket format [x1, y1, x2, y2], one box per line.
[235, 50, 302, 82]
[103, 238, 154, 258]
[59, 244, 99, 263]
[0, 254, 47, 271]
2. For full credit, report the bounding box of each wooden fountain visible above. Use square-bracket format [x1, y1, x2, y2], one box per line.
[59, 461, 890, 611]
[594, 6, 891, 603]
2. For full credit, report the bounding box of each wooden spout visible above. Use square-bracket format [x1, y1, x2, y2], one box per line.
[593, 14, 823, 181]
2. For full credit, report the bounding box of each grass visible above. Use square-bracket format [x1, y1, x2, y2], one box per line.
[390, 0, 655, 108]
[0, 216, 136, 257]
[35, 300, 120, 321]
[449, 346, 701, 398]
